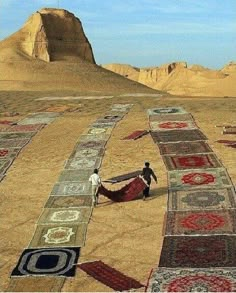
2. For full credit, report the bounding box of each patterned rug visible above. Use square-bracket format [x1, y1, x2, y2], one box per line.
[95, 115, 123, 123]
[0, 132, 35, 140]
[65, 157, 102, 170]
[29, 223, 88, 248]
[158, 141, 213, 155]
[165, 210, 236, 235]
[104, 170, 142, 183]
[86, 127, 112, 136]
[18, 117, 56, 125]
[3, 124, 45, 132]
[78, 260, 143, 291]
[122, 130, 149, 140]
[168, 188, 236, 210]
[91, 122, 115, 128]
[216, 140, 236, 144]
[227, 144, 236, 149]
[26, 112, 60, 119]
[44, 195, 93, 208]
[0, 159, 13, 174]
[58, 169, 94, 182]
[38, 207, 92, 225]
[6, 277, 65, 292]
[111, 104, 133, 112]
[99, 177, 147, 202]
[70, 148, 104, 159]
[150, 121, 197, 131]
[51, 181, 92, 196]
[168, 168, 233, 190]
[223, 127, 236, 134]
[0, 148, 20, 160]
[76, 140, 107, 149]
[79, 133, 111, 142]
[0, 120, 15, 125]
[151, 129, 207, 143]
[148, 107, 187, 115]
[159, 235, 236, 268]
[11, 247, 80, 277]
[163, 154, 222, 170]
[0, 138, 30, 148]
[149, 113, 194, 122]
[147, 268, 236, 292]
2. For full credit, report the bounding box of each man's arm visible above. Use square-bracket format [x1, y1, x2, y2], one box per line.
[151, 170, 157, 182]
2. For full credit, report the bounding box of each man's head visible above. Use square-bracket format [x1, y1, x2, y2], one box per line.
[145, 162, 150, 167]
[94, 168, 98, 174]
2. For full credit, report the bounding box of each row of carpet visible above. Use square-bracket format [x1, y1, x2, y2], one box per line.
[0, 112, 62, 182]
[146, 107, 236, 292]
[7, 104, 137, 292]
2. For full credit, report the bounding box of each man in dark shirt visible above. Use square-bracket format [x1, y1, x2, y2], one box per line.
[141, 162, 157, 200]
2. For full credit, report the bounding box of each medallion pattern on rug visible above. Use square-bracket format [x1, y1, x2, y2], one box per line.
[149, 113, 194, 122]
[158, 141, 213, 155]
[44, 195, 93, 208]
[165, 210, 236, 235]
[51, 181, 92, 196]
[168, 188, 236, 210]
[58, 169, 94, 182]
[29, 223, 87, 248]
[151, 129, 207, 143]
[0, 148, 20, 160]
[150, 121, 197, 131]
[147, 268, 236, 292]
[11, 247, 80, 277]
[168, 168, 232, 190]
[38, 207, 92, 225]
[163, 154, 222, 170]
[0, 132, 35, 140]
[159, 235, 236, 267]
[148, 107, 187, 115]
[65, 157, 102, 170]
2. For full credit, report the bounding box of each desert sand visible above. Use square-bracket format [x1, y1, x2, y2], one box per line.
[0, 7, 236, 292]
[103, 62, 236, 97]
[0, 93, 236, 292]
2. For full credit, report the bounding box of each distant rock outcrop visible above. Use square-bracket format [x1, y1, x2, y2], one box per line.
[5, 8, 95, 63]
[102, 63, 140, 81]
[103, 61, 236, 97]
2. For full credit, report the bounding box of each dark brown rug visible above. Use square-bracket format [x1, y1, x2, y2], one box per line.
[151, 129, 207, 143]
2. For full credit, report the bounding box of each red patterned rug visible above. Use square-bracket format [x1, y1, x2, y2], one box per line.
[163, 154, 222, 170]
[99, 177, 147, 202]
[216, 140, 236, 144]
[78, 261, 143, 291]
[122, 130, 149, 140]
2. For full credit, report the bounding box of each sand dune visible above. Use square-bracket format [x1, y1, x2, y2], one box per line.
[103, 61, 236, 97]
[0, 8, 157, 94]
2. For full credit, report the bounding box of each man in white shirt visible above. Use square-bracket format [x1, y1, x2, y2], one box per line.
[89, 168, 101, 206]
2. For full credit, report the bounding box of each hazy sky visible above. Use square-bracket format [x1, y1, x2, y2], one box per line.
[0, 0, 235, 69]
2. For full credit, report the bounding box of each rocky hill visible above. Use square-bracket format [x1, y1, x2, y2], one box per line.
[0, 8, 156, 93]
[103, 61, 236, 97]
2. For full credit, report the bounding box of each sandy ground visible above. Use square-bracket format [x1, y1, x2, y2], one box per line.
[0, 93, 236, 292]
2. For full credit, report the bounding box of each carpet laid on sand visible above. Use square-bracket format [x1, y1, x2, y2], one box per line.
[163, 154, 222, 170]
[11, 247, 80, 277]
[122, 130, 149, 140]
[78, 260, 144, 291]
[165, 210, 236, 235]
[6, 277, 65, 292]
[150, 121, 197, 131]
[151, 129, 207, 143]
[158, 141, 213, 155]
[99, 176, 147, 202]
[147, 268, 236, 292]
[159, 235, 236, 268]
[168, 188, 236, 210]
[9, 104, 134, 285]
[147, 106, 236, 292]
